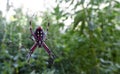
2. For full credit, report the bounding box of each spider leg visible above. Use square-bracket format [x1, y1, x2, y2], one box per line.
[26, 42, 38, 62]
[42, 42, 51, 55]
[29, 21, 38, 41]
[42, 42, 56, 67]
[42, 42, 55, 59]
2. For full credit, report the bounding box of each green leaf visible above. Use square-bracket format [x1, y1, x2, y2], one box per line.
[73, 10, 85, 29]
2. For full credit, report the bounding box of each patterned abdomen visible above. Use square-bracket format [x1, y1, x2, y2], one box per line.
[34, 27, 45, 41]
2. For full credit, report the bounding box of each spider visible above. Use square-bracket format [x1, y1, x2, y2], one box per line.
[26, 20, 55, 67]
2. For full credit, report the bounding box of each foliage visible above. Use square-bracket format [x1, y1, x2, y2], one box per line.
[0, 0, 120, 74]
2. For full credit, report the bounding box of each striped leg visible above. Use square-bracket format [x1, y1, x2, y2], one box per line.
[26, 42, 38, 62]
[42, 42, 55, 59]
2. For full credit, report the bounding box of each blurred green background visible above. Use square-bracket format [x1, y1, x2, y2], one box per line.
[0, 0, 120, 74]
